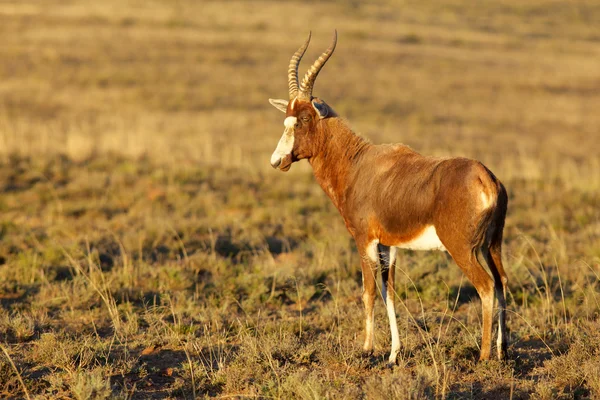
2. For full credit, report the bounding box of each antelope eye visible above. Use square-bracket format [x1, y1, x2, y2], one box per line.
[301, 116, 310, 123]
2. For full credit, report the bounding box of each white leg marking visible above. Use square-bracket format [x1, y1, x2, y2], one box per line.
[270, 117, 297, 166]
[364, 311, 374, 351]
[387, 290, 400, 364]
[394, 225, 446, 251]
[385, 247, 400, 364]
[496, 314, 503, 352]
[496, 289, 507, 359]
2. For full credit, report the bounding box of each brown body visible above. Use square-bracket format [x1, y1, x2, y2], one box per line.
[269, 32, 509, 364]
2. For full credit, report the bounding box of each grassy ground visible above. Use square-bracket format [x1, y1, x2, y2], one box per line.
[0, 0, 599, 398]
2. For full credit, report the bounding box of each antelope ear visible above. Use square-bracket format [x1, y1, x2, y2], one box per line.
[269, 99, 288, 113]
[312, 99, 330, 119]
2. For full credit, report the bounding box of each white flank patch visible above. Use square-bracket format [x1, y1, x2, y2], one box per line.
[270, 117, 297, 166]
[393, 225, 446, 251]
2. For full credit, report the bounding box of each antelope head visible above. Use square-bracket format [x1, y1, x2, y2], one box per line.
[269, 31, 338, 171]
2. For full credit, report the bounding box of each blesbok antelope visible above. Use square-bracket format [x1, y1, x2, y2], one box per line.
[268, 31, 509, 365]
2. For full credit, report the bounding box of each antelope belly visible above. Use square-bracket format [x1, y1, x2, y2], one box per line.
[393, 225, 446, 251]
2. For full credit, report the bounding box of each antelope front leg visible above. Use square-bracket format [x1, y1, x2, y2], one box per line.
[360, 242, 378, 353]
[379, 244, 400, 365]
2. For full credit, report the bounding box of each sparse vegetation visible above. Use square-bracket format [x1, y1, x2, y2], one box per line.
[0, 0, 599, 398]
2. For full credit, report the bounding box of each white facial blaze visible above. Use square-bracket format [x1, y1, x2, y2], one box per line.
[270, 117, 297, 166]
[283, 116, 297, 129]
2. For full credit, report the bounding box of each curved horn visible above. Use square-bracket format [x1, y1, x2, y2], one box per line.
[298, 30, 337, 100]
[288, 32, 311, 100]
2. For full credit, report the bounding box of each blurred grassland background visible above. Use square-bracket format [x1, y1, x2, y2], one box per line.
[0, 0, 599, 398]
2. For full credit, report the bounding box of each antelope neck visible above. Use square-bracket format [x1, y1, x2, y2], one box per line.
[308, 118, 370, 212]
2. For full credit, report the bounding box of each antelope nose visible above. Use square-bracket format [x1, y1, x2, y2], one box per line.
[271, 158, 282, 169]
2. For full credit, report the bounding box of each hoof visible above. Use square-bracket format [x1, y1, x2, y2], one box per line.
[386, 353, 399, 368]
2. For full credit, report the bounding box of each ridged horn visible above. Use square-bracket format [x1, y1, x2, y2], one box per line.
[288, 32, 311, 100]
[298, 30, 337, 100]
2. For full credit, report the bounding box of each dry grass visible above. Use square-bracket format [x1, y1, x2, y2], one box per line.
[0, 0, 599, 398]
